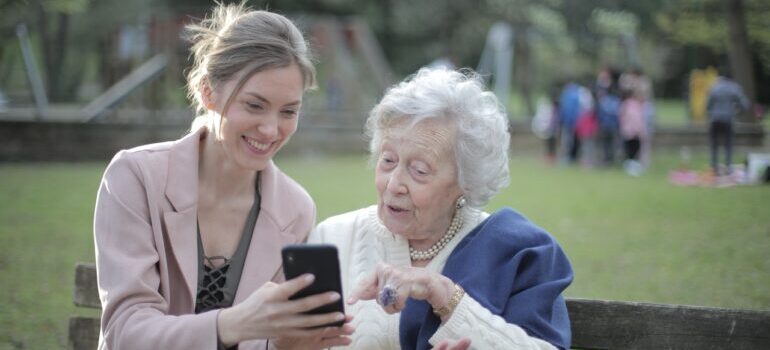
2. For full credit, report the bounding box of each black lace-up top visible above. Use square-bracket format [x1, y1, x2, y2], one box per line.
[195, 174, 261, 314]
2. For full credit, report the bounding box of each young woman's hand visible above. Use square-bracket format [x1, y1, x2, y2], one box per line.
[217, 274, 349, 346]
[270, 315, 355, 350]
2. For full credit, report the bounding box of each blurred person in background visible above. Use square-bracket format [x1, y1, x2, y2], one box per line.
[309, 67, 574, 350]
[574, 83, 597, 168]
[559, 80, 582, 165]
[706, 67, 750, 175]
[636, 69, 656, 169]
[594, 67, 612, 97]
[531, 82, 562, 164]
[595, 68, 622, 166]
[619, 88, 647, 176]
[93, 3, 353, 349]
[620, 68, 655, 169]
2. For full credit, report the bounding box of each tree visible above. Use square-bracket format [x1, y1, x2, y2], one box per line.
[27, 0, 93, 101]
[0, 0, 35, 90]
[655, 0, 770, 112]
[725, 0, 756, 116]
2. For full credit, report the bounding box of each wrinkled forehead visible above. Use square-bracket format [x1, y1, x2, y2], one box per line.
[382, 116, 454, 134]
[381, 117, 456, 156]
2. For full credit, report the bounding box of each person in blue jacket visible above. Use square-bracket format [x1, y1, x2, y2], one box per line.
[559, 81, 583, 164]
[596, 68, 622, 166]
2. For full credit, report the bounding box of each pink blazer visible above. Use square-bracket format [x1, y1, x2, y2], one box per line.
[94, 127, 316, 349]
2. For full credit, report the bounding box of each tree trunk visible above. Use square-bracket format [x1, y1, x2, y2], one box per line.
[35, 0, 52, 98]
[514, 25, 535, 118]
[725, 0, 756, 122]
[0, 48, 16, 86]
[377, 0, 394, 65]
[35, 1, 71, 102]
[46, 12, 70, 101]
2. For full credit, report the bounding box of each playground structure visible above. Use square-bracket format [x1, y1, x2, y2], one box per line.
[5, 16, 394, 128]
[0, 17, 765, 161]
[14, 23, 169, 122]
[0, 16, 402, 161]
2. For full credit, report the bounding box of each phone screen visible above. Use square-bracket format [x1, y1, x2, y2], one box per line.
[281, 244, 345, 327]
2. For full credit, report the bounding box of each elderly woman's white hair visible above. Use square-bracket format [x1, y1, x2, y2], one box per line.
[366, 67, 510, 207]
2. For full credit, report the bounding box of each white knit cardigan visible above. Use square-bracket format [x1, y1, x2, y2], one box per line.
[308, 206, 556, 350]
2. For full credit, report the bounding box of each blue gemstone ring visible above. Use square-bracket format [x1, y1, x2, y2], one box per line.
[377, 285, 397, 307]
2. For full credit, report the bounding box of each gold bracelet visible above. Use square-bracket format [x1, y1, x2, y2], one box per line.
[433, 284, 464, 318]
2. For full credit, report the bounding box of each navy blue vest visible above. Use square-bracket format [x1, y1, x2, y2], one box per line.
[399, 208, 573, 350]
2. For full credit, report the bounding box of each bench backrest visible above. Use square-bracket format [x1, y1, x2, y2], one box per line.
[71, 263, 770, 349]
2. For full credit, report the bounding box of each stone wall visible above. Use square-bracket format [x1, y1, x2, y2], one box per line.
[0, 121, 188, 162]
[0, 121, 367, 162]
[0, 120, 765, 162]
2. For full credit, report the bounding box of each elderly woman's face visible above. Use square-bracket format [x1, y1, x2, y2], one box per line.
[375, 118, 463, 242]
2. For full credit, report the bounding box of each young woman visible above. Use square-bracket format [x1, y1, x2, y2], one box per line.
[93, 4, 352, 349]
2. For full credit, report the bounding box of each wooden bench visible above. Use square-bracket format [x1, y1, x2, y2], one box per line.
[70, 262, 770, 349]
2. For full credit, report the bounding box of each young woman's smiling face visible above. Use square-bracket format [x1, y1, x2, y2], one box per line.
[375, 118, 464, 244]
[207, 63, 304, 171]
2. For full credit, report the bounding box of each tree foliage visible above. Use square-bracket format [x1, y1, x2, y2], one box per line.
[2, 0, 768, 106]
[656, 0, 770, 70]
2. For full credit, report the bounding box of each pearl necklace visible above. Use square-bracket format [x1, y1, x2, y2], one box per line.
[409, 208, 463, 261]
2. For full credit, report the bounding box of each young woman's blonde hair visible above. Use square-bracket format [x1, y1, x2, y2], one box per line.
[185, 2, 316, 130]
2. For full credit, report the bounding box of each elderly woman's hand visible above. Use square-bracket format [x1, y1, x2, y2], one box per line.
[347, 263, 459, 318]
[434, 338, 472, 350]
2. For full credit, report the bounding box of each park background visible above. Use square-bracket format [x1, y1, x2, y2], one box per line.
[1, 0, 770, 348]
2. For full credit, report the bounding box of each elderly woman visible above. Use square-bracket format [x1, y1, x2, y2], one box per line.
[309, 68, 573, 349]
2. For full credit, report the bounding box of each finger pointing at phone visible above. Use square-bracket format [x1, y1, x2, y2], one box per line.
[348, 263, 459, 318]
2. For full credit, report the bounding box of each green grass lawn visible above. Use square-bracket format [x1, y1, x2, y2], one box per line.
[1, 151, 769, 348]
[0, 163, 104, 349]
[655, 98, 690, 127]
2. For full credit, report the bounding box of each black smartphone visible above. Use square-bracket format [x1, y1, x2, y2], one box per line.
[281, 244, 345, 327]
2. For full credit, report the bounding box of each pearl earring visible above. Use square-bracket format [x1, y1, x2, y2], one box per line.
[456, 196, 466, 209]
